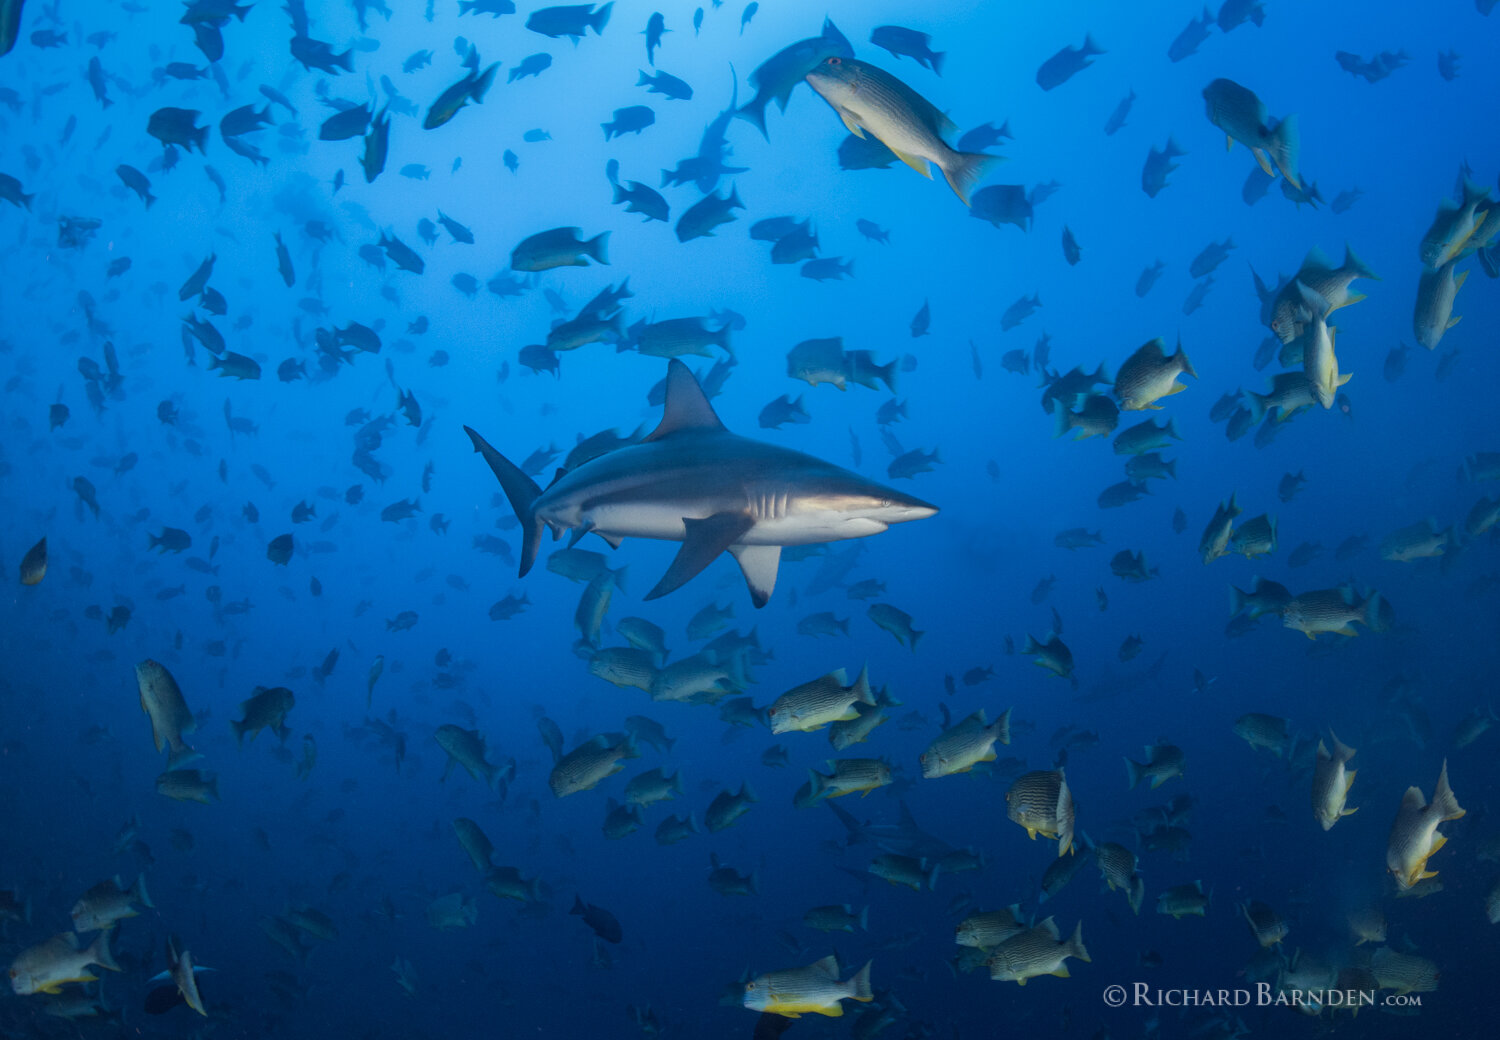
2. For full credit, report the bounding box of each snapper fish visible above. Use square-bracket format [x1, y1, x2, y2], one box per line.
[805, 57, 996, 205]
[743, 954, 873, 1018]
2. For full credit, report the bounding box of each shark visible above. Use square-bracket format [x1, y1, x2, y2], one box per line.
[825, 800, 955, 860]
[463, 360, 937, 607]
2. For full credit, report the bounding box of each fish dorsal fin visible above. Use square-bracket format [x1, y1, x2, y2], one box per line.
[811, 954, 840, 979]
[643, 360, 725, 441]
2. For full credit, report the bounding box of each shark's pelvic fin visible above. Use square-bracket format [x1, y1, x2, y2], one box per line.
[729, 544, 781, 608]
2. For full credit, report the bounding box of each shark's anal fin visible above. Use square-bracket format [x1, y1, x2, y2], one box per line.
[728, 544, 780, 608]
[646, 513, 754, 601]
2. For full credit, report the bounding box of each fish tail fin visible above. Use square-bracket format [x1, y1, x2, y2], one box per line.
[589, 231, 611, 265]
[994, 707, 1012, 745]
[1359, 589, 1382, 629]
[1462, 176, 1491, 209]
[1269, 113, 1300, 189]
[1433, 759, 1465, 820]
[193, 125, 208, 153]
[849, 960, 874, 1002]
[472, 63, 498, 103]
[1343, 243, 1380, 281]
[1069, 920, 1091, 962]
[733, 97, 771, 141]
[231, 719, 247, 747]
[943, 151, 1002, 207]
[463, 426, 543, 576]
[1245, 389, 1268, 424]
[930, 50, 947, 76]
[852, 664, 876, 706]
[133, 872, 154, 909]
[1176, 344, 1198, 380]
[592, 1, 614, 34]
[807, 767, 827, 800]
[1124, 757, 1143, 790]
[1165, 457, 1178, 479]
[88, 931, 121, 973]
[1229, 583, 1248, 616]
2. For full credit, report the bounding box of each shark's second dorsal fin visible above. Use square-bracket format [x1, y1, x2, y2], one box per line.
[643, 359, 725, 442]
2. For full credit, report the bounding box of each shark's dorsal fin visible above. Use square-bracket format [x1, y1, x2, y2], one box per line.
[643, 360, 725, 441]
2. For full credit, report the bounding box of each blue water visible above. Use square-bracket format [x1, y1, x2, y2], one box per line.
[2, 0, 1498, 1036]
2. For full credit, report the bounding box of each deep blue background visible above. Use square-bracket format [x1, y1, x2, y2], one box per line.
[1, 0, 1498, 1036]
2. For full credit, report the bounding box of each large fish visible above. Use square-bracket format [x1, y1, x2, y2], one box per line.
[805, 57, 996, 205]
[465, 361, 935, 607]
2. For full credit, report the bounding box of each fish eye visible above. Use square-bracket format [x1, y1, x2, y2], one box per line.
[827, 57, 841, 66]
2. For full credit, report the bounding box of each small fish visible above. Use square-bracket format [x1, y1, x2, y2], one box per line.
[1311, 731, 1358, 831]
[743, 954, 873, 1018]
[1036, 34, 1104, 90]
[1387, 760, 1465, 890]
[986, 917, 1090, 984]
[1202, 78, 1300, 188]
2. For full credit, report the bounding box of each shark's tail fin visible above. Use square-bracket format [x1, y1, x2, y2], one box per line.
[464, 426, 544, 576]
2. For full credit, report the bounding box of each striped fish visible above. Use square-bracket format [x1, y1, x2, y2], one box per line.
[588, 647, 659, 691]
[986, 917, 1090, 984]
[1370, 948, 1441, 994]
[768, 667, 875, 734]
[807, 758, 892, 800]
[1311, 731, 1358, 830]
[1386, 759, 1464, 889]
[743, 954, 873, 1018]
[1094, 842, 1144, 914]
[548, 733, 639, 797]
[1281, 586, 1379, 638]
[920, 708, 1012, 778]
[1006, 769, 1076, 856]
[955, 906, 1027, 949]
[1113, 337, 1197, 411]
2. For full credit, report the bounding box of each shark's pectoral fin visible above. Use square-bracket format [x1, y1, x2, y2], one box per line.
[646, 513, 754, 601]
[728, 544, 780, 608]
[594, 530, 623, 549]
